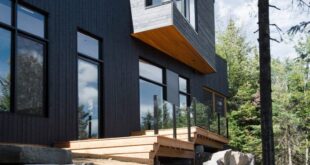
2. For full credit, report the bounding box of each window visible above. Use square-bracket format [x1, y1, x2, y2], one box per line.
[77, 32, 99, 59]
[15, 36, 44, 115]
[17, 5, 45, 38]
[203, 88, 227, 136]
[77, 31, 102, 139]
[0, 0, 11, 25]
[0, 28, 11, 112]
[175, 0, 197, 30]
[0, 2, 47, 116]
[146, 0, 162, 6]
[178, 77, 189, 108]
[139, 60, 165, 130]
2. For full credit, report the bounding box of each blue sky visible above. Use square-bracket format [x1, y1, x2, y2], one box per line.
[215, 0, 309, 59]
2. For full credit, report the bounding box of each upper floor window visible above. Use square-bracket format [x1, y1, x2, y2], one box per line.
[0, 2, 47, 116]
[0, 0, 12, 25]
[139, 60, 163, 84]
[146, 0, 162, 6]
[175, 0, 197, 30]
[17, 5, 45, 38]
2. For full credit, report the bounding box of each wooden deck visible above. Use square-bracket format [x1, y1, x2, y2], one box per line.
[55, 135, 195, 164]
[132, 126, 229, 149]
[55, 127, 228, 164]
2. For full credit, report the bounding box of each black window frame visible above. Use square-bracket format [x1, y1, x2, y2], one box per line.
[0, 0, 48, 117]
[174, 0, 198, 32]
[178, 76, 190, 107]
[77, 29, 104, 139]
[138, 59, 167, 130]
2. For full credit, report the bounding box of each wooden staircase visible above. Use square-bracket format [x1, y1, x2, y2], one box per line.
[133, 127, 229, 149]
[55, 135, 194, 164]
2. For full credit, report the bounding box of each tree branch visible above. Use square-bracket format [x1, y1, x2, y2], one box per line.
[269, 4, 281, 10]
[270, 37, 281, 43]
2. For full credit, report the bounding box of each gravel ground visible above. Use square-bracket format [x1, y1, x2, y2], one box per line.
[73, 158, 147, 165]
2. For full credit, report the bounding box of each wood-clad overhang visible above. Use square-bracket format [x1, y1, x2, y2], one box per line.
[132, 25, 215, 74]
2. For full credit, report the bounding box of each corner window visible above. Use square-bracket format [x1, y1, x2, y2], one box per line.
[17, 5, 45, 38]
[175, 0, 197, 31]
[139, 60, 165, 130]
[0, 2, 47, 116]
[0, 0, 12, 25]
[77, 31, 102, 139]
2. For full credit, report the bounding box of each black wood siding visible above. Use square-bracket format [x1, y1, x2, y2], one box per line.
[0, 0, 227, 145]
[173, 0, 216, 70]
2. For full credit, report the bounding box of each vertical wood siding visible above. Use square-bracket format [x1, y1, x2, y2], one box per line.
[0, 0, 228, 145]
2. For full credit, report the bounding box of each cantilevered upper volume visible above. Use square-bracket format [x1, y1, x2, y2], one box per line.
[130, 0, 216, 74]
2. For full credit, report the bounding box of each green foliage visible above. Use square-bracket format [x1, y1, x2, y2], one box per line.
[216, 20, 310, 164]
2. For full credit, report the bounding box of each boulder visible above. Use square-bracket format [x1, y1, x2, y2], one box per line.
[203, 150, 255, 165]
[0, 144, 72, 164]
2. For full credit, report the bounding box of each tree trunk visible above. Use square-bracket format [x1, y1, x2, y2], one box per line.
[258, 0, 275, 165]
[288, 126, 292, 165]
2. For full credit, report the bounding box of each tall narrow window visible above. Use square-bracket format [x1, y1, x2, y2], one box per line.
[0, 28, 11, 112]
[139, 60, 165, 130]
[77, 31, 102, 139]
[0, 0, 12, 25]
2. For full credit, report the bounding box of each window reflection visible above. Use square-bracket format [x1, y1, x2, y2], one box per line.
[0, 0, 11, 25]
[179, 94, 187, 109]
[0, 28, 11, 112]
[175, 0, 196, 30]
[77, 32, 99, 59]
[17, 5, 45, 38]
[139, 60, 163, 83]
[78, 59, 99, 139]
[139, 79, 163, 130]
[15, 36, 44, 115]
[179, 77, 188, 93]
[215, 95, 225, 116]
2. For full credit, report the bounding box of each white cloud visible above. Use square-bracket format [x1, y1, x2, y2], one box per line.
[215, 0, 309, 59]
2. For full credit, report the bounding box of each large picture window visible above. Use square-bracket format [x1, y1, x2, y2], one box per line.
[0, 2, 47, 116]
[77, 31, 102, 139]
[139, 60, 165, 130]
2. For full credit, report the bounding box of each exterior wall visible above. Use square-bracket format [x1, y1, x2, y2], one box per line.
[0, 0, 228, 145]
[173, 0, 216, 70]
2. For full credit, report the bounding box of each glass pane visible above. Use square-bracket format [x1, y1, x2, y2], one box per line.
[0, 28, 11, 112]
[179, 94, 188, 108]
[179, 77, 188, 93]
[139, 60, 163, 83]
[78, 59, 99, 139]
[17, 5, 45, 38]
[0, 0, 11, 25]
[176, 0, 186, 16]
[146, 0, 162, 6]
[158, 101, 173, 129]
[220, 116, 227, 137]
[16, 36, 44, 115]
[189, 0, 196, 29]
[215, 95, 225, 116]
[139, 79, 163, 130]
[77, 32, 99, 59]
